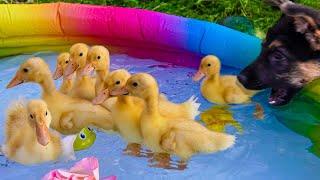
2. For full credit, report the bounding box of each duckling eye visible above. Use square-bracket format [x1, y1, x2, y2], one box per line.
[132, 82, 138, 87]
[23, 68, 29, 73]
[30, 114, 33, 119]
[115, 81, 120, 85]
[79, 53, 83, 57]
[207, 63, 211, 67]
[79, 133, 86, 139]
[65, 60, 69, 64]
[97, 56, 101, 60]
[45, 111, 48, 116]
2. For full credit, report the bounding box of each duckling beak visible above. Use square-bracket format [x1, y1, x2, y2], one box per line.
[193, 70, 205, 82]
[52, 65, 63, 80]
[80, 63, 95, 77]
[110, 87, 129, 96]
[35, 118, 50, 146]
[7, 72, 24, 88]
[64, 60, 77, 78]
[92, 89, 109, 105]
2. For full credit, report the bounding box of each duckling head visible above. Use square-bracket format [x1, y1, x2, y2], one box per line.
[92, 69, 130, 105]
[27, 100, 52, 146]
[113, 73, 159, 100]
[7, 57, 51, 88]
[193, 55, 221, 81]
[53, 52, 71, 80]
[64, 43, 89, 77]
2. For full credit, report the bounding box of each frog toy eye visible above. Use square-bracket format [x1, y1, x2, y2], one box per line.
[79, 132, 86, 140]
[87, 127, 93, 131]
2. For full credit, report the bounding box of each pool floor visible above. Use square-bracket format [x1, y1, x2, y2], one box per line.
[0, 53, 319, 179]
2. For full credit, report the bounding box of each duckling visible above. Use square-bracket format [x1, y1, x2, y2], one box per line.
[84, 45, 110, 95]
[95, 70, 200, 120]
[64, 43, 96, 101]
[2, 100, 73, 164]
[193, 55, 257, 104]
[6, 57, 114, 135]
[53, 52, 75, 95]
[93, 69, 200, 156]
[112, 73, 235, 167]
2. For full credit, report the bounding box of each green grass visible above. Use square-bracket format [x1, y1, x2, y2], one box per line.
[1, 0, 320, 37]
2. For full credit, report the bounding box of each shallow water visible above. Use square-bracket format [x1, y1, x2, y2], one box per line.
[0, 53, 319, 180]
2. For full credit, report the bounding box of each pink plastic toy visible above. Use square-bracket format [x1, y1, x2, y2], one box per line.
[42, 157, 116, 180]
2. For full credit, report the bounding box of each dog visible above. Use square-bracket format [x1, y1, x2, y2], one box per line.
[237, 0, 320, 106]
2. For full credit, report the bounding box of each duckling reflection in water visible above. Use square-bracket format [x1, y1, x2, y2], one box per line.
[200, 105, 243, 134]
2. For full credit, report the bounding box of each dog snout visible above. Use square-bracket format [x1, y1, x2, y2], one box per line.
[237, 74, 248, 86]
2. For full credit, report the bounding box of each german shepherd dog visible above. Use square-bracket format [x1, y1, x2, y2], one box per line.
[237, 0, 320, 106]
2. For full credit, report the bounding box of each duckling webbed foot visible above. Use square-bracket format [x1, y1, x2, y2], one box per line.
[148, 153, 172, 169]
[123, 143, 145, 157]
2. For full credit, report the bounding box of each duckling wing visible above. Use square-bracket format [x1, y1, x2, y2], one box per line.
[161, 120, 235, 160]
[5, 101, 28, 142]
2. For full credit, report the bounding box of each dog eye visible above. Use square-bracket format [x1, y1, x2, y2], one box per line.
[273, 52, 284, 60]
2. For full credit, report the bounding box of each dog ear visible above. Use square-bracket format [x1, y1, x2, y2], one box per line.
[267, 0, 320, 50]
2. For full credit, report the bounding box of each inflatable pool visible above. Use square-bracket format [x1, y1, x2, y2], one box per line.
[0, 2, 320, 179]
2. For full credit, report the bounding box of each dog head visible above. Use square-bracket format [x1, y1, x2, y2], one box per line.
[238, 0, 320, 106]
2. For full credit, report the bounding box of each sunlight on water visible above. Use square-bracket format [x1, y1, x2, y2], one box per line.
[0, 53, 319, 179]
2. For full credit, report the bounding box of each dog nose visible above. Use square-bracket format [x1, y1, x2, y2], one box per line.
[237, 74, 247, 85]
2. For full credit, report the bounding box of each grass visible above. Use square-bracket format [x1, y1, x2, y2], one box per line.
[1, 0, 320, 37]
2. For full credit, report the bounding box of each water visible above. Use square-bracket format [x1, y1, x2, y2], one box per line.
[0, 52, 319, 180]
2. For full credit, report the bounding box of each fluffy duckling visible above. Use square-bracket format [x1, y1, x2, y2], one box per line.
[6, 57, 114, 135]
[193, 55, 257, 104]
[64, 43, 96, 100]
[94, 69, 145, 156]
[95, 70, 200, 120]
[53, 52, 75, 95]
[84, 45, 110, 96]
[2, 100, 76, 165]
[113, 73, 235, 166]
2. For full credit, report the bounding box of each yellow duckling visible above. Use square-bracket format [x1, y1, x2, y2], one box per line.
[53, 52, 75, 95]
[84, 45, 110, 95]
[93, 69, 201, 156]
[113, 73, 235, 167]
[94, 69, 145, 156]
[6, 57, 114, 135]
[193, 55, 257, 104]
[64, 43, 96, 101]
[2, 100, 77, 165]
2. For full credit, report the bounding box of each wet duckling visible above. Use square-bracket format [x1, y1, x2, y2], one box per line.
[113, 73, 235, 167]
[193, 55, 257, 104]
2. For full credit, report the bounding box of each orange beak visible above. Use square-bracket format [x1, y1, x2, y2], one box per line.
[52, 65, 63, 80]
[64, 60, 78, 78]
[80, 63, 95, 77]
[110, 87, 129, 96]
[92, 89, 109, 105]
[7, 72, 24, 88]
[192, 70, 205, 82]
[35, 118, 50, 146]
